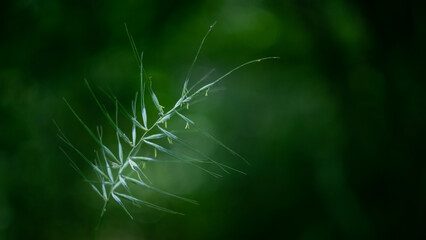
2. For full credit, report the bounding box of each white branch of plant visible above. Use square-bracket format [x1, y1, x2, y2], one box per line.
[55, 22, 278, 228]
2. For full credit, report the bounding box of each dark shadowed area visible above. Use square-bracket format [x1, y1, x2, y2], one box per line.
[1, 0, 425, 239]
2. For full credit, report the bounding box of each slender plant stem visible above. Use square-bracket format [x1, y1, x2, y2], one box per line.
[94, 200, 109, 240]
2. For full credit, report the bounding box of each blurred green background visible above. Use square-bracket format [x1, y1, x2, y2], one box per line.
[1, 0, 426, 239]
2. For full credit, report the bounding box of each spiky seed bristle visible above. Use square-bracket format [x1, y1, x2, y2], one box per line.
[58, 22, 276, 231]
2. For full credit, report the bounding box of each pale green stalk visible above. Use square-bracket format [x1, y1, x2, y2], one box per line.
[57, 23, 278, 239]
